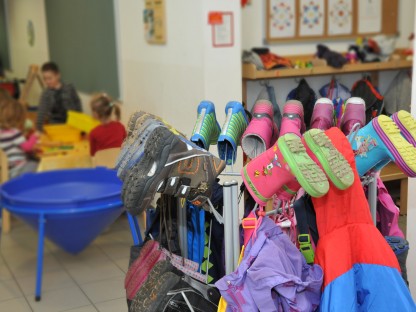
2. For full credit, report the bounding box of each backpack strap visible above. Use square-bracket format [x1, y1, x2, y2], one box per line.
[294, 196, 315, 264]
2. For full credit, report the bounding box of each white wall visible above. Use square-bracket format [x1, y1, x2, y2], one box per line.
[242, 1, 415, 111]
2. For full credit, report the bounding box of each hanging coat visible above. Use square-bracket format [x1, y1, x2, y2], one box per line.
[310, 127, 415, 311]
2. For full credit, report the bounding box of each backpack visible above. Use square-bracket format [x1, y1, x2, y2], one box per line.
[287, 79, 317, 128]
[351, 78, 384, 123]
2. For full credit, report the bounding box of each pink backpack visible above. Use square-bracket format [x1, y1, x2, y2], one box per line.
[376, 177, 404, 238]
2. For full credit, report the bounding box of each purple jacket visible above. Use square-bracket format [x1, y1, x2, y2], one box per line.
[216, 217, 323, 312]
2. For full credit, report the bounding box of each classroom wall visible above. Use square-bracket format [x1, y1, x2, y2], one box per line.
[242, 1, 415, 112]
[115, 0, 241, 131]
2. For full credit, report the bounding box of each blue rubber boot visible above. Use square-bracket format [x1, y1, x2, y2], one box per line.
[190, 101, 221, 151]
[217, 101, 249, 165]
[351, 116, 416, 177]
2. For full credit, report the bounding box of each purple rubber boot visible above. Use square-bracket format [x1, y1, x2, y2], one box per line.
[310, 98, 334, 130]
[340, 97, 366, 135]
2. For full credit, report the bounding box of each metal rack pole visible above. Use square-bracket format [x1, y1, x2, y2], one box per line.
[368, 176, 378, 225]
[223, 182, 234, 274]
[177, 198, 188, 259]
[230, 181, 240, 271]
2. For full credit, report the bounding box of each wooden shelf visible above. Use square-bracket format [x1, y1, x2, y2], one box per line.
[242, 59, 412, 80]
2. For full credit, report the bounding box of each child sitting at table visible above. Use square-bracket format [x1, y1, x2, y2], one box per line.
[89, 93, 126, 156]
[0, 97, 38, 178]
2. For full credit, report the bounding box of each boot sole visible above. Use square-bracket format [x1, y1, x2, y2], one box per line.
[278, 134, 329, 197]
[122, 127, 178, 215]
[304, 129, 354, 190]
[373, 115, 416, 177]
[392, 111, 416, 146]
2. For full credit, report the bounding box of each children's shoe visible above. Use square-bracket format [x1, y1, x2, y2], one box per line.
[190, 101, 221, 150]
[218, 101, 249, 165]
[241, 100, 279, 159]
[280, 100, 306, 137]
[310, 98, 334, 130]
[392, 110, 416, 146]
[122, 127, 225, 215]
[242, 136, 328, 206]
[340, 97, 366, 135]
[304, 128, 354, 190]
[351, 115, 416, 177]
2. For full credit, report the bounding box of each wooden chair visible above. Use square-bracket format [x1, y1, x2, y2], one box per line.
[92, 147, 145, 242]
[0, 150, 11, 233]
[92, 148, 121, 168]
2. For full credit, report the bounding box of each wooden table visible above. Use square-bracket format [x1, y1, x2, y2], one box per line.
[36, 137, 92, 172]
[380, 163, 408, 215]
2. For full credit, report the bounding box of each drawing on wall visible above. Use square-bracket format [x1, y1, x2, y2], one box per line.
[269, 0, 296, 38]
[144, 0, 166, 44]
[299, 0, 324, 36]
[328, 0, 352, 35]
[27, 20, 35, 47]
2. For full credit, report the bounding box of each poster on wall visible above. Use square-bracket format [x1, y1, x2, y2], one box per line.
[328, 0, 352, 35]
[144, 0, 166, 44]
[299, 0, 324, 36]
[358, 0, 382, 34]
[268, 0, 296, 38]
[212, 12, 234, 47]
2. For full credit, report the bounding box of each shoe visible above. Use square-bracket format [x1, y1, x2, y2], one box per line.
[117, 119, 164, 180]
[218, 101, 249, 165]
[241, 100, 279, 159]
[122, 127, 225, 215]
[385, 236, 409, 286]
[126, 111, 147, 138]
[190, 101, 221, 150]
[392, 110, 416, 146]
[280, 100, 306, 137]
[304, 128, 354, 190]
[310, 98, 334, 130]
[340, 97, 366, 135]
[351, 115, 416, 177]
[242, 136, 328, 206]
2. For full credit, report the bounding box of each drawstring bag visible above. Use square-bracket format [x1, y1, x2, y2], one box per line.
[376, 177, 405, 238]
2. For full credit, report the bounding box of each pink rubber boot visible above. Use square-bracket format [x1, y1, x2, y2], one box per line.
[241, 100, 279, 159]
[310, 98, 334, 130]
[279, 100, 306, 137]
[340, 97, 366, 135]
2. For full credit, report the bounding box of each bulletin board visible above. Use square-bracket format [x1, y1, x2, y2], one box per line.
[266, 0, 398, 43]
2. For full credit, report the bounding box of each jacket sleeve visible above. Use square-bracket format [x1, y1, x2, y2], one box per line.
[37, 91, 50, 131]
[69, 84, 82, 112]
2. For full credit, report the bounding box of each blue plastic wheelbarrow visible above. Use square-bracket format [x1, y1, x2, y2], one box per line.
[0, 168, 126, 301]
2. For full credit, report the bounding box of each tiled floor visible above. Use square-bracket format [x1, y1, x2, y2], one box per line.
[0, 216, 132, 312]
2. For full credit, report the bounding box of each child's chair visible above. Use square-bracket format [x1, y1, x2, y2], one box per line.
[92, 147, 144, 245]
[0, 150, 11, 233]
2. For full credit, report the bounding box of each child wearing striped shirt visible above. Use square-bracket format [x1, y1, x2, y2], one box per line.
[0, 97, 39, 178]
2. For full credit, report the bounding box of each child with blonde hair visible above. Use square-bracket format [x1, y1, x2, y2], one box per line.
[89, 93, 126, 156]
[0, 98, 38, 177]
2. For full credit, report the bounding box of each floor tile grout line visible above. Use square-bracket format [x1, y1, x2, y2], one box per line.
[0, 252, 34, 311]
[48, 249, 101, 311]
[60, 303, 99, 312]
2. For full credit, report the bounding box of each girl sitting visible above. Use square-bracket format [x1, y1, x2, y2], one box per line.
[89, 94, 126, 156]
[0, 98, 38, 178]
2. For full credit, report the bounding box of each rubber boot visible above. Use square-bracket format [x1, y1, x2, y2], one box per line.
[310, 98, 334, 130]
[350, 115, 416, 177]
[340, 97, 366, 136]
[241, 99, 279, 159]
[217, 101, 249, 165]
[190, 101, 221, 151]
[279, 100, 306, 137]
[242, 135, 329, 206]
